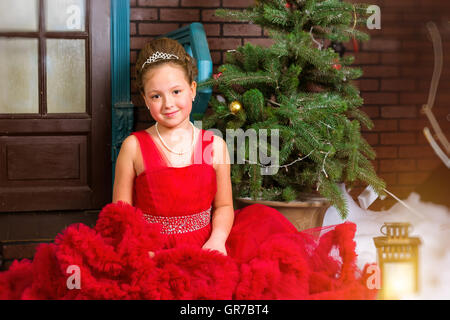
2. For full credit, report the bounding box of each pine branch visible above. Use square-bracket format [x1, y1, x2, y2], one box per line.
[317, 177, 349, 219]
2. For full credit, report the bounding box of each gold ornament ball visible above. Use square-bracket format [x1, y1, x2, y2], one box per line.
[229, 101, 242, 114]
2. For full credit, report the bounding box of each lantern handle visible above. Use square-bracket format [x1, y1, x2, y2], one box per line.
[380, 222, 414, 237]
[380, 224, 387, 236]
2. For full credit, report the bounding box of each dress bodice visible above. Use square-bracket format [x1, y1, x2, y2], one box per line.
[132, 128, 217, 218]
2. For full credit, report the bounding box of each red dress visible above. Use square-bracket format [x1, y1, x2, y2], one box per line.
[0, 129, 377, 300]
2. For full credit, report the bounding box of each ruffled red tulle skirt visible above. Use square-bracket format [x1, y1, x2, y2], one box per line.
[0, 201, 377, 300]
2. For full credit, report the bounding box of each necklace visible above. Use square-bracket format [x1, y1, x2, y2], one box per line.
[155, 121, 196, 155]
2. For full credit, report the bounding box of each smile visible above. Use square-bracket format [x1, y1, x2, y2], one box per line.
[164, 110, 179, 117]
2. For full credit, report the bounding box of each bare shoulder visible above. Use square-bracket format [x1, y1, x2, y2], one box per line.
[116, 134, 142, 173]
[212, 134, 226, 154]
[113, 134, 139, 204]
[120, 134, 139, 157]
[212, 134, 225, 147]
[212, 134, 230, 169]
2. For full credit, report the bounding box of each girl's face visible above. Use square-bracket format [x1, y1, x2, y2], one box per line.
[142, 63, 196, 129]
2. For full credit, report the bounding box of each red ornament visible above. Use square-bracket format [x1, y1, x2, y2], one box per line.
[213, 72, 223, 80]
[332, 58, 342, 70]
[352, 36, 359, 53]
[285, 3, 291, 8]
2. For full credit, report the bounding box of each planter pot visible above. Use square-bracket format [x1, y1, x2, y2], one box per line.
[235, 194, 331, 231]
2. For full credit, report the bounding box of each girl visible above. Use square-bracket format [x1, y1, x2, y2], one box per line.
[113, 38, 234, 257]
[0, 38, 377, 300]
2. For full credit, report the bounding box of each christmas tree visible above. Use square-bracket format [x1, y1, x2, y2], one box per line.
[199, 0, 386, 219]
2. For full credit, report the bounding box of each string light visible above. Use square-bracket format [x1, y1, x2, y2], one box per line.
[242, 150, 314, 171]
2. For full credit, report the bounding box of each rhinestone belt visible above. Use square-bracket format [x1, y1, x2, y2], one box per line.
[142, 206, 212, 234]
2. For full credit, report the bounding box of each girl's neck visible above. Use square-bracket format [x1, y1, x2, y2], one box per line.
[155, 118, 191, 136]
[154, 118, 196, 156]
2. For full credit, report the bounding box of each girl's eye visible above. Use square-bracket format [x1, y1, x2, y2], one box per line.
[151, 94, 160, 99]
[173, 90, 181, 94]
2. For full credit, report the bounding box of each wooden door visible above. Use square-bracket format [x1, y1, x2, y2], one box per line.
[0, 0, 111, 212]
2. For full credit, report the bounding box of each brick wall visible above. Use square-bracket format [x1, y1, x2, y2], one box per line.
[130, 0, 450, 210]
[350, 0, 450, 209]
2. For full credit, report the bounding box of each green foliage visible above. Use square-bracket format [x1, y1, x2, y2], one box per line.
[242, 89, 265, 122]
[201, 0, 386, 219]
[282, 186, 297, 202]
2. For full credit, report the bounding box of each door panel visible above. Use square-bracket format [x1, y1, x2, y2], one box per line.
[0, 0, 111, 212]
[7, 142, 80, 181]
[4, 136, 86, 182]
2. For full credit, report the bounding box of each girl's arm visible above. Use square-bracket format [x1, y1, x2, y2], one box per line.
[113, 135, 155, 259]
[202, 135, 234, 256]
[112, 135, 138, 205]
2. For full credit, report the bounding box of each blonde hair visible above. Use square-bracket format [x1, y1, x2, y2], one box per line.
[136, 38, 198, 94]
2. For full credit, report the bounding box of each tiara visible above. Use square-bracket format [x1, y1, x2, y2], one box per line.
[141, 51, 179, 69]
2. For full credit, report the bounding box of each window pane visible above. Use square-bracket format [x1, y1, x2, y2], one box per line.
[0, 38, 39, 114]
[0, 0, 39, 32]
[45, 0, 86, 32]
[46, 39, 86, 113]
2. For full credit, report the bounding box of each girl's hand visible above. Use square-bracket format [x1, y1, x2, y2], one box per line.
[148, 251, 155, 258]
[202, 238, 227, 256]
